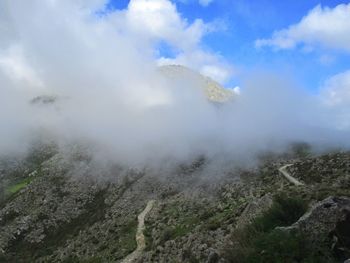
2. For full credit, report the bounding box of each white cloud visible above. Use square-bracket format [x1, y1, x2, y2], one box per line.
[125, 0, 207, 50]
[109, 0, 231, 83]
[198, 0, 213, 7]
[0, 45, 44, 93]
[256, 3, 350, 52]
[321, 70, 350, 129]
[319, 54, 336, 66]
[322, 70, 350, 107]
[6, 0, 349, 168]
[109, 0, 233, 102]
[175, 0, 214, 7]
[0, 0, 238, 164]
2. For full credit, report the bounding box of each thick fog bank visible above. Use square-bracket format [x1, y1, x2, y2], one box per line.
[0, 0, 349, 170]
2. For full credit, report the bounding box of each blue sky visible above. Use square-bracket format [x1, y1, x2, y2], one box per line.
[107, 0, 350, 92]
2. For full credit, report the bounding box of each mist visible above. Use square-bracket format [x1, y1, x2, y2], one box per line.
[0, 0, 349, 170]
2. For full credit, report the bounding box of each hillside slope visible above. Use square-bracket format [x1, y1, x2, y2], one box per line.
[1, 146, 350, 262]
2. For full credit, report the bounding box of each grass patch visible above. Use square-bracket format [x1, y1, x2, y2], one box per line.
[6, 177, 34, 195]
[152, 201, 205, 246]
[160, 215, 200, 243]
[202, 209, 233, 231]
[114, 219, 138, 258]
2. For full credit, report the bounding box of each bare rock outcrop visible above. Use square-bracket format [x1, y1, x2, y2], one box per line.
[282, 196, 350, 243]
[236, 194, 273, 228]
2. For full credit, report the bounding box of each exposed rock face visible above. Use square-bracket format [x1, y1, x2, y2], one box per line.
[159, 65, 235, 103]
[284, 197, 350, 239]
[279, 195, 350, 260]
[277, 196, 350, 261]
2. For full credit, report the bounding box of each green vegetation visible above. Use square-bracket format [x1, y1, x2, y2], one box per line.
[243, 230, 336, 263]
[61, 256, 104, 263]
[144, 224, 153, 251]
[251, 194, 307, 232]
[160, 215, 200, 243]
[0, 144, 53, 203]
[311, 185, 350, 201]
[114, 219, 138, 258]
[6, 177, 34, 195]
[1, 176, 36, 206]
[145, 201, 208, 251]
[155, 202, 202, 243]
[223, 194, 337, 263]
[202, 208, 233, 231]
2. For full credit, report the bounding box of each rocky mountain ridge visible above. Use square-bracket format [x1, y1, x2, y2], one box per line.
[159, 65, 235, 103]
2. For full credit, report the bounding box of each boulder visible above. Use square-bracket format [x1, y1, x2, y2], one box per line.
[282, 196, 350, 243]
[272, 196, 350, 260]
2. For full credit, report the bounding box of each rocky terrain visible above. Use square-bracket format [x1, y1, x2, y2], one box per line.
[0, 143, 350, 263]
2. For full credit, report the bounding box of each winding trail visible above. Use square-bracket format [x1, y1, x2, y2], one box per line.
[122, 200, 155, 263]
[278, 164, 304, 186]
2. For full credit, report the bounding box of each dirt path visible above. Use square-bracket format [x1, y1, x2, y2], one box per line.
[122, 200, 155, 263]
[279, 164, 304, 186]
